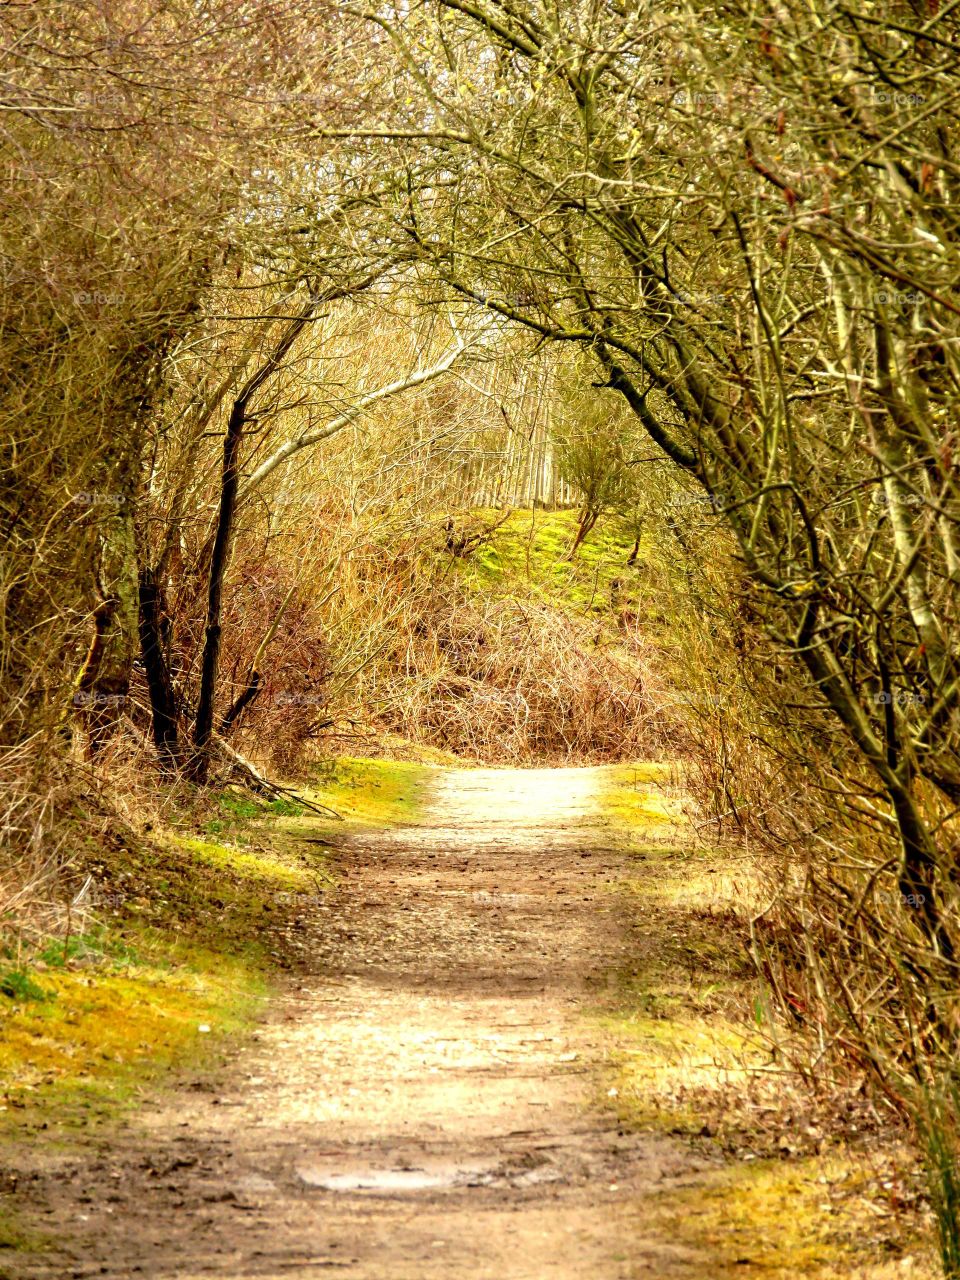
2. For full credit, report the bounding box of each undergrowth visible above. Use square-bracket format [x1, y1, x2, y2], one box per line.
[597, 763, 937, 1280]
[225, 507, 679, 767]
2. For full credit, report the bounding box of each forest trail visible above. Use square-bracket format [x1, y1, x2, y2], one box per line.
[9, 767, 718, 1279]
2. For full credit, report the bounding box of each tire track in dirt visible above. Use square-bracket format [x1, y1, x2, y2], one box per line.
[6, 767, 719, 1279]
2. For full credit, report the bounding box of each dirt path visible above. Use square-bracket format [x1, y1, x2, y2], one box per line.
[7, 767, 720, 1279]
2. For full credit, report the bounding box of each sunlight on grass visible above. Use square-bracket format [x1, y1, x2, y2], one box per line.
[0, 801, 336, 1129]
[0, 756, 431, 1134]
[454, 508, 647, 621]
[647, 1152, 936, 1279]
[175, 835, 314, 887]
[0, 946, 262, 1127]
[304, 756, 435, 827]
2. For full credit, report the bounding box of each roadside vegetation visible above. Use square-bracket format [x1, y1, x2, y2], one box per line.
[600, 766, 937, 1279]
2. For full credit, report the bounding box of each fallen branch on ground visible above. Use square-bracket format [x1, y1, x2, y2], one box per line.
[211, 734, 343, 820]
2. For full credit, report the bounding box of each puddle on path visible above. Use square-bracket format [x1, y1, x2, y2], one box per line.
[295, 1162, 492, 1192]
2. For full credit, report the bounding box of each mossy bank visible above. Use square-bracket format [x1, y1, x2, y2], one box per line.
[0, 757, 434, 1156]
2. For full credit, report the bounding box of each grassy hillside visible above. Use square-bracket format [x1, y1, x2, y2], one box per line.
[310, 507, 680, 764]
[447, 508, 656, 626]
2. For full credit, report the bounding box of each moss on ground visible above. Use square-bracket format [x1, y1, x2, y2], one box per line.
[0, 816, 285, 1132]
[0, 947, 260, 1132]
[595, 761, 936, 1279]
[596, 763, 760, 1131]
[175, 835, 314, 887]
[0, 1205, 51, 1255]
[450, 508, 648, 625]
[0, 757, 430, 1139]
[596, 760, 682, 827]
[648, 1153, 935, 1278]
[303, 755, 435, 828]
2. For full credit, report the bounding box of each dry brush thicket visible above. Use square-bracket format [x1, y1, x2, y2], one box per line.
[1, 0, 380, 891]
[139, 322, 666, 771]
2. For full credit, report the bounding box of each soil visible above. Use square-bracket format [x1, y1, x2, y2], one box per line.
[3, 767, 724, 1279]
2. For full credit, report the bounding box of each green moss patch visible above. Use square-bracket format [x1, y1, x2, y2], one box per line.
[597, 761, 683, 830]
[0, 938, 262, 1130]
[451, 508, 646, 624]
[0, 755, 432, 1136]
[175, 835, 313, 887]
[304, 755, 435, 827]
[0, 1203, 52, 1255]
[645, 1152, 935, 1278]
[0, 824, 327, 1130]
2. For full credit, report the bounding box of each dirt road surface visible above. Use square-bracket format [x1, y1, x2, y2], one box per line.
[6, 767, 719, 1279]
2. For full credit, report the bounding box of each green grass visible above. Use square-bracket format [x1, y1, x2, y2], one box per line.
[201, 790, 304, 838]
[0, 969, 53, 1003]
[593, 762, 759, 1135]
[0, 945, 262, 1130]
[450, 508, 640, 616]
[0, 826, 283, 1130]
[642, 1152, 935, 1278]
[175, 835, 316, 887]
[304, 755, 435, 827]
[0, 1207, 52, 1255]
[595, 760, 681, 832]
[593, 761, 936, 1280]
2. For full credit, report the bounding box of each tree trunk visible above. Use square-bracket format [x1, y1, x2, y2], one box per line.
[190, 290, 324, 782]
[137, 567, 181, 770]
[191, 398, 245, 782]
[567, 505, 600, 559]
[77, 502, 140, 757]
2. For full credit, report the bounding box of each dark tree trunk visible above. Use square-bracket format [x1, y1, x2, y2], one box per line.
[76, 592, 122, 756]
[77, 494, 140, 756]
[189, 290, 327, 783]
[138, 567, 181, 769]
[567, 505, 600, 559]
[221, 671, 263, 733]
[191, 398, 245, 782]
